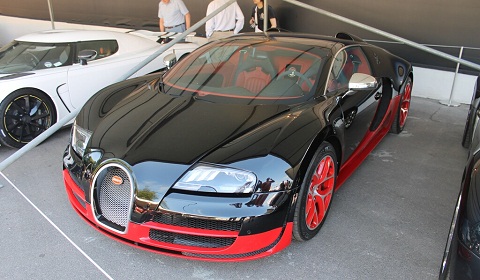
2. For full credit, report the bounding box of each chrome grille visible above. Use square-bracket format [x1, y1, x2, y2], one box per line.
[92, 162, 134, 233]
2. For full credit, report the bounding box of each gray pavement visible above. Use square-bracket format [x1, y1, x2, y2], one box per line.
[0, 97, 468, 279]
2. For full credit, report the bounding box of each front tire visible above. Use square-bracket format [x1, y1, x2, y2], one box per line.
[293, 142, 337, 241]
[0, 89, 56, 148]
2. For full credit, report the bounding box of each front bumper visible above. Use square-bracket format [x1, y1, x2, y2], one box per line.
[63, 148, 294, 261]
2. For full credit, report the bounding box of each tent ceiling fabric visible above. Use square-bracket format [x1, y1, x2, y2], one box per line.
[0, 0, 479, 71]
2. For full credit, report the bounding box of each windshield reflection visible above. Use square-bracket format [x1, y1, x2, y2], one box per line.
[163, 38, 329, 103]
[0, 41, 72, 74]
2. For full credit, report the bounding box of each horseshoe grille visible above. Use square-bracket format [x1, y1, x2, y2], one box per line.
[92, 162, 134, 234]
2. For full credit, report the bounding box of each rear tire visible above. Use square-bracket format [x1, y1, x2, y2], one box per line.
[293, 142, 337, 241]
[462, 78, 480, 148]
[0, 89, 56, 148]
[462, 105, 476, 148]
[390, 76, 412, 134]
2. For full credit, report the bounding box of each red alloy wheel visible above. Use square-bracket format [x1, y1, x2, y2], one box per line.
[305, 155, 335, 230]
[399, 82, 412, 128]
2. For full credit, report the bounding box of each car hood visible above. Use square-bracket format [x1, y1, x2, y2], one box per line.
[82, 76, 295, 166]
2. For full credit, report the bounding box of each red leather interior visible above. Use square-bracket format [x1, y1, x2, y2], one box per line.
[235, 67, 272, 94]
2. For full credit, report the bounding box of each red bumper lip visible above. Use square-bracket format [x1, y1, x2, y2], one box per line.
[63, 169, 292, 261]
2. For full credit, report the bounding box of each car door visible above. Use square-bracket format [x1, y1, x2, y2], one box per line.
[66, 39, 137, 109]
[327, 46, 380, 162]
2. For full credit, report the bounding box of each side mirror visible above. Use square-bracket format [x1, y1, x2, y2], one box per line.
[338, 73, 379, 99]
[163, 53, 177, 69]
[348, 73, 378, 90]
[78, 50, 97, 65]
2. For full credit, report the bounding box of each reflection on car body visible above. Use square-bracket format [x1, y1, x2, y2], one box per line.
[63, 32, 413, 261]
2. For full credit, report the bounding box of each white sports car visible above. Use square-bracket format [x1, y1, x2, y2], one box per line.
[0, 29, 202, 148]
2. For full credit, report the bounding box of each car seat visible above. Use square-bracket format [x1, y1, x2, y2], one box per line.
[336, 53, 362, 88]
[234, 51, 276, 94]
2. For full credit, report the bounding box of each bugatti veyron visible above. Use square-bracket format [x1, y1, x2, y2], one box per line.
[63, 32, 413, 261]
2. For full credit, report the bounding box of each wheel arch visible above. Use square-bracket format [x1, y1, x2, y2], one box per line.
[288, 128, 341, 239]
[287, 125, 342, 222]
[399, 71, 414, 95]
[404, 72, 414, 91]
[0, 87, 59, 148]
[392, 71, 413, 101]
[6, 87, 59, 122]
[295, 126, 342, 190]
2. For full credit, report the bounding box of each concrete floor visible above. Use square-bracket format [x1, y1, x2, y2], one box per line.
[0, 96, 468, 280]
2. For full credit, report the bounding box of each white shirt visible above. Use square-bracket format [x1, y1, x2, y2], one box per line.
[158, 0, 189, 27]
[205, 0, 244, 38]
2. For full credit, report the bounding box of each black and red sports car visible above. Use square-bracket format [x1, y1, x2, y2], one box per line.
[63, 32, 413, 261]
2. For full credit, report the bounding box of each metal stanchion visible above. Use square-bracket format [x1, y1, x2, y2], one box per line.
[440, 47, 464, 107]
[264, 0, 268, 32]
[47, 0, 55, 30]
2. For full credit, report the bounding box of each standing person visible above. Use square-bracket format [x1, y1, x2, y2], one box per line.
[249, 0, 277, 32]
[206, 0, 244, 41]
[158, 0, 191, 33]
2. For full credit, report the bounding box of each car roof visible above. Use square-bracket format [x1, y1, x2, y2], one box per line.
[231, 32, 368, 49]
[13, 29, 163, 54]
[15, 29, 157, 45]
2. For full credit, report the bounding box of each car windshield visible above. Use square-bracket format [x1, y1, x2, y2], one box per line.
[163, 38, 330, 104]
[0, 41, 72, 74]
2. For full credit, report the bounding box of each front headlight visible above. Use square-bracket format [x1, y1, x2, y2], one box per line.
[173, 164, 257, 193]
[71, 121, 92, 157]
